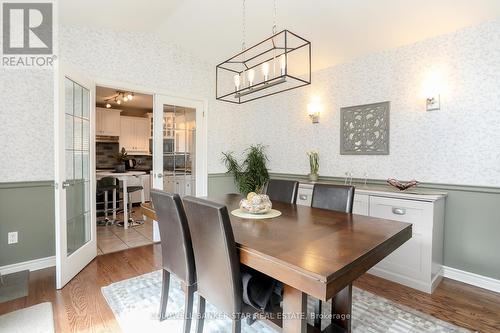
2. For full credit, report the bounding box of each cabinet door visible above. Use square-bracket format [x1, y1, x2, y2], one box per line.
[96, 108, 103, 135]
[135, 118, 150, 152]
[353, 194, 369, 215]
[101, 110, 120, 136]
[120, 117, 136, 151]
[369, 196, 431, 281]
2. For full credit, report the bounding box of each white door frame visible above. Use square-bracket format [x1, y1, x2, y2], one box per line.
[93, 78, 208, 196]
[54, 62, 97, 289]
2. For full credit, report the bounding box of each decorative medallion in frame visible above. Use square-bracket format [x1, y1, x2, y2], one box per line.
[340, 101, 390, 155]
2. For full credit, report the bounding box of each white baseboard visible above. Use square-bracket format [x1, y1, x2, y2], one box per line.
[443, 266, 500, 294]
[0, 256, 55, 275]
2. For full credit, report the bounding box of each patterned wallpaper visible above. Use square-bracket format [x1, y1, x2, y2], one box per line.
[210, 20, 500, 187]
[2, 21, 500, 187]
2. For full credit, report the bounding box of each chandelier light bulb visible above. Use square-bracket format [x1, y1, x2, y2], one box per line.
[248, 69, 255, 86]
[262, 62, 270, 81]
[127, 93, 133, 100]
[123, 96, 128, 102]
[116, 99, 121, 105]
[234, 74, 241, 91]
[106, 103, 111, 108]
[280, 54, 286, 76]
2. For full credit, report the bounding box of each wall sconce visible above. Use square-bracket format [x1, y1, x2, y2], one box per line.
[426, 95, 440, 111]
[307, 97, 322, 123]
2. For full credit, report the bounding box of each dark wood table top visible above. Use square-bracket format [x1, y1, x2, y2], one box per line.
[142, 194, 412, 301]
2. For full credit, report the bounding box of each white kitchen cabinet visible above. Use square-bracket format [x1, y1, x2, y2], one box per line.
[296, 182, 446, 293]
[120, 116, 150, 155]
[163, 174, 194, 196]
[96, 108, 121, 136]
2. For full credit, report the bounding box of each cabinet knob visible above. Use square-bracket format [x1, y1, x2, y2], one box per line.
[392, 207, 406, 215]
[299, 194, 308, 200]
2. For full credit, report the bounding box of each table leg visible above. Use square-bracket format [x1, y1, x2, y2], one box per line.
[123, 178, 128, 229]
[282, 284, 307, 333]
[330, 283, 352, 332]
[112, 188, 117, 221]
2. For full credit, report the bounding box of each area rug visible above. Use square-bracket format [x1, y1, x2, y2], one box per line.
[102, 270, 471, 333]
[0, 270, 29, 303]
[0, 302, 54, 333]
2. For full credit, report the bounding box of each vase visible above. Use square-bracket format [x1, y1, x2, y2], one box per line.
[309, 173, 319, 182]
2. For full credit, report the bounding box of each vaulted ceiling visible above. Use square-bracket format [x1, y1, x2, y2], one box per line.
[60, 0, 500, 71]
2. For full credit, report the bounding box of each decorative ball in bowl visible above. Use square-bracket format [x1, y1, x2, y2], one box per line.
[239, 192, 272, 214]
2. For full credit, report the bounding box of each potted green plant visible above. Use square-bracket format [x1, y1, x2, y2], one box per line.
[222, 144, 270, 195]
[114, 147, 128, 173]
[307, 151, 319, 181]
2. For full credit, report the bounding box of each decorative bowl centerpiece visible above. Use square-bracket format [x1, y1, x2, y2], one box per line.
[387, 178, 419, 191]
[239, 192, 272, 214]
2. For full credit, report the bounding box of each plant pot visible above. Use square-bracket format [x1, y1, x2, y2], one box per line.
[114, 164, 126, 173]
[309, 173, 319, 182]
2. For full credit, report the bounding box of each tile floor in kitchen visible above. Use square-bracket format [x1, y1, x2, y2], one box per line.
[97, 211, 155, 255]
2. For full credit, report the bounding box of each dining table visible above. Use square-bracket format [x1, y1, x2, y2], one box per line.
[141, 193, 412, 333]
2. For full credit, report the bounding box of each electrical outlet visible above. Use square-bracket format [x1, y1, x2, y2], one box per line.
[8, 231, 18, 244]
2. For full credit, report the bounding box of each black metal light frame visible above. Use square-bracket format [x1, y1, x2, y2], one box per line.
[216, 30, 311, 104]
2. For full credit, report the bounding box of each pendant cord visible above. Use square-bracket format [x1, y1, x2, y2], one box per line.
[272, 0, 277, 34]
[242, 0, 246, 51]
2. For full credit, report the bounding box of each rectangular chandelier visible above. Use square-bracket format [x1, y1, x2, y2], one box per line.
[216, 30, 311, 104]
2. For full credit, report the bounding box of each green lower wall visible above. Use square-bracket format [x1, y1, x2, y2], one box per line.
[2, 176, 499, 282]
[208, 173, 500, 280]
[0, 181, 55, 267]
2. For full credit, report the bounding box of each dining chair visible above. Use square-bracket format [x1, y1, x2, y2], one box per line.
[310, 183, 355, 328]
[265, 179, 299, 204]
[150, 189, 196, 333]
[181, 196, 245, 333]
[311, 183, 355, 213]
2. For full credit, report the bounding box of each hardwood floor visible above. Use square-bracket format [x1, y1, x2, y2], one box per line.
[1, 244, 499, 332]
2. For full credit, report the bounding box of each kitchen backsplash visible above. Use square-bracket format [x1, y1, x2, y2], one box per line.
[96, 142, 152, 169]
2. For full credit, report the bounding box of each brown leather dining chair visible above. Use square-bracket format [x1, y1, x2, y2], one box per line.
[182, 196, 246, 333]
[311, 183, 355, 213]
[150, 189, 196, 333]
[310, 183, 355, 328]
[265, 179, 299, 204]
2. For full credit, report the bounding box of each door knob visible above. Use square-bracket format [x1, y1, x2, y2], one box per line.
[62, 181, 71, 189]
[156, 173, 163, 178]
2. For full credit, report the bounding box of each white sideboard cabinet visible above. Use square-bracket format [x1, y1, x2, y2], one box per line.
[296, 182, 446, 293]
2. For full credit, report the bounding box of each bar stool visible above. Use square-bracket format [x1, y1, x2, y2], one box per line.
[96, 176, 119, 225]
[117, 179, 146, 227]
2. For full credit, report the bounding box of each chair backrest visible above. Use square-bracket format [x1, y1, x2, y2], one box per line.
[311, 184, 355, 213]
[150, 189, 196, 286]
[182, 196, 242, 316]
[265, 179, 299, 204]
[96, 176, 117, 193]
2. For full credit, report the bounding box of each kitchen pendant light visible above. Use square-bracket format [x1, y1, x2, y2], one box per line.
[216, 0, 311, 104]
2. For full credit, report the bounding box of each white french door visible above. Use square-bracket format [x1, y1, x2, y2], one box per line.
[55, 64, 96, 289]
[152, 94, 207, 197]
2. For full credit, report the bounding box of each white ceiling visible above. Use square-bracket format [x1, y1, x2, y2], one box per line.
[60, 0, 500, 71]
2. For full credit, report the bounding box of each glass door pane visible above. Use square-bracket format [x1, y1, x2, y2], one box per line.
[64, 78, 91, 256]
[158, 104, 196, 196]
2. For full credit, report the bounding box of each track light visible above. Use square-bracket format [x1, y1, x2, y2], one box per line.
[106, 103, 111, 108]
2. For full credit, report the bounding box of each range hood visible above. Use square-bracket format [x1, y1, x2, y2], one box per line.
[96, 135, 119, 143]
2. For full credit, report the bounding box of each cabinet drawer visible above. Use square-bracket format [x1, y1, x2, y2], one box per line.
[296, 187, 312, 206]
[369, 196, 431, 234]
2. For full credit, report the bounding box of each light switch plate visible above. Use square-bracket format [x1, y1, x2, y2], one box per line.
[8, 231, 18, 244]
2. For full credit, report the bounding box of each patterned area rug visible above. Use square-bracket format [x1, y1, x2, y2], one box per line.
[102, 270, 471, 333]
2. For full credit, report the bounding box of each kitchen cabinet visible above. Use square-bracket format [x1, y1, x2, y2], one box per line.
[120, 116, 150, 155]
[296, 183, 446, 293]
[163, 174, 194, 197]
[96, 108, 121, 136]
